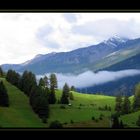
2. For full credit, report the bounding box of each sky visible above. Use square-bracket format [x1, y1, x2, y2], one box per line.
[1, 13, 140, 64]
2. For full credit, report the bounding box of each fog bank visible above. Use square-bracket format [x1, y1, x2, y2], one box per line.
[37, 69, 140, 88]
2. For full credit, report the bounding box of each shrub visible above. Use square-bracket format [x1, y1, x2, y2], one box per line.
[70, 120, 74, 124]
[95, 119, 98, 122]
[92, 116, 95, 120]
[60, 105, 66, 109]
[63, 122, 68, 125]
[49, 120, 63, 128]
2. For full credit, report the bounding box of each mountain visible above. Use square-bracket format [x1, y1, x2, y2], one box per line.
[78, 53, 140, 96]
[2, 36, 137, 74]
[1, 36, 140, 96]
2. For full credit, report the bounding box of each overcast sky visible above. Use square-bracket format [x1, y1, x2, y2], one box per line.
[1, 13, 140, 65]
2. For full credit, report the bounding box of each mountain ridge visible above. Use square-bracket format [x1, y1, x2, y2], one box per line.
[1, 36, 140, 75]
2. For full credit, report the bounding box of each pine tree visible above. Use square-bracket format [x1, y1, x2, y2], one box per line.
[20, 71, 37, 96]
[48, 74, 57, 104]
[115, 95, 123, 113]
[122, 96, 131, 114]
[70, 86, 76, 91]
[29, 85, 49, 122]
[0, 81, 9, 107]
[136, 115, 140, 126]
[44, 76, 49, 88]
[133, 83, 140, 111]
[48, 87, 56, 104]
[60, 83, 69, 104]
[50, 73, 57, 89]
[39, 78, 45, 88]
[112, 116, 120, 128]
[119, 120, 124, 128]
[69, 91, 74, 100]
[0, 67, 3, 77]
[37, 88, 49, 121]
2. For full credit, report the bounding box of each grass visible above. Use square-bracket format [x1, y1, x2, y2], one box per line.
[1, 77, 139, 128]
[47, 90, 115, 127]
[121, 111, 140, 128]
[0, 78, 46, 128]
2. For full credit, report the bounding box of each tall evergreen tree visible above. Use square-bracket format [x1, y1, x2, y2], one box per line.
[0, 67, 3, 77]
[69, 91, 74, 100]
[44, 76, 49, 88]
[136, 115, 140, 126]
[61, 83, 69, 104]
[115, 95, 123, 113]
[50, 73, 58, 89]
[133, 83, 140, 111]
[122, 96, 131, 114]
[48, 87, 56, 104]
[48, 74, 57, 104]
[0, 81, 9, 107]
[20, 71, 37, 96]
[39, 78, 45, 88]
[70, 86, 76, 91]
[111, 116, 120, 128]
[29, 85, 49, 122]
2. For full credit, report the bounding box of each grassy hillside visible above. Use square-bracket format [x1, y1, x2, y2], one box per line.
[1, 78, 139, 128]
[121, 111, 140, 128]
[48, 90, 115, 127]
[0, 78, 46, 128]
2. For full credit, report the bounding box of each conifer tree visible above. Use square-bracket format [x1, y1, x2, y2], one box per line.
[133, 83, 140, 111]
[0, 81, 9, 107]
[39, 78, 45, 88]
[61, 83, 69, 104]
[136, 115, 140, 126]
[48, 74, 57, 104]
[70, 86, 76, 91]
[115, 95, 123, 113]
[44, 76, 49, 88]
[122, 96, 131, 114]
[69, 91, 74, 100]
[0, 67, 3, 77]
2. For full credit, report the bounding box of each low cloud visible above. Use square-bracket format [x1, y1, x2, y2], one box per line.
[37, 69, 140, 88]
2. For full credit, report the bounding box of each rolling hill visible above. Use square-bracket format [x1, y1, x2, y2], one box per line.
[0, 78, 140, 128]
[0, 78, 45, 127]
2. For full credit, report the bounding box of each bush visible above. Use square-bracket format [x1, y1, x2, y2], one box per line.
[70, 120, 74, 124]
[92, 116, 95, 120]
[60, 105, 66, 109]
[63, 122, 68, 125]
[99, 114, 104, 120]
[42, 118, 47, 123]
[49, 120, 63, 128]
[95, 119, 98, 122]
[57, 99, 60, 104]
[136, 115, 140, 126]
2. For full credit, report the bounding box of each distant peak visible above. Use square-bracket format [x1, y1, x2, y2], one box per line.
[35, 54, 43, 58]
[108, 35, 129, 43]
[103, 36, 129, 46]
[49, 52, 56, 55]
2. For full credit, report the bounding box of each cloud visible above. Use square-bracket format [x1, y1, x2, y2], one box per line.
[37, 69, 140, 88]
[63, 13, 79, 23]
[72, 18, 140, 42]
[1, 13, 140, 64]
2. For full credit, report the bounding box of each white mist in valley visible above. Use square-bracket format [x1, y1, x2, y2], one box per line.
[37, 69, 140, 88]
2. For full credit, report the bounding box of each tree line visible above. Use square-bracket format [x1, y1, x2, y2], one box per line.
[0, 67, 9, 107]
[5, 68, 75, 123]
[112, 83, 140, 128]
